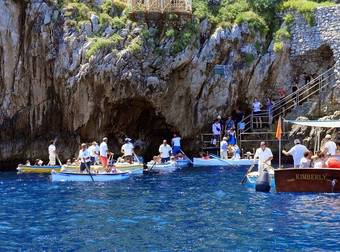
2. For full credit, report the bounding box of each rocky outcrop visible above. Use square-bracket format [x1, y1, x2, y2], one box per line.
[0, 0, 338, 166]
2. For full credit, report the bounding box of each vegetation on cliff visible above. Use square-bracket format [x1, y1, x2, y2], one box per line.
[57, 0, 335, 57]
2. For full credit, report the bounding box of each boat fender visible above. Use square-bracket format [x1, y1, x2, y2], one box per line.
[255, 169, 271, 192]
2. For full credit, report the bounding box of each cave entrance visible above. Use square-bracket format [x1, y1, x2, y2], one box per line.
[99, 98, 176, 161]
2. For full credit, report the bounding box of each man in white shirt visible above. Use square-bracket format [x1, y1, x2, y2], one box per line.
[299, 151, 312, 168]
[88, 141, 99, 165]
[323, 134, 336, 156]
[171, 133, 181, 155]
[282, 139, 308, 168]
[159, 140, 172, 163]
[220, 137, 228, 159]
[79, 143, 91, 173]
[254, 141, 273, 174]
[100, 137, 109, 170]
[121, 138, 134, 163]
[48, 140, 57, 166]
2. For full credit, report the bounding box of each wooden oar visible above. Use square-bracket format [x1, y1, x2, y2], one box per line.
[133, 153, 141, 163]
[56, 155, 63, 166]
[84, 159, 94, 182]
[240, 161, 256, 184]
[180, 150, 193, 164]
[209, 154, 234, 166]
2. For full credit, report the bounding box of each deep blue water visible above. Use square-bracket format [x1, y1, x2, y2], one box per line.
[0, 167, 339, 251]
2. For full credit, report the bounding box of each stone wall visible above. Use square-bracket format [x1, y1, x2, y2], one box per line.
[289, 6, 340, 103]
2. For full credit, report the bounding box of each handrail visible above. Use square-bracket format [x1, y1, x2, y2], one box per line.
[238, 65, 335, 133]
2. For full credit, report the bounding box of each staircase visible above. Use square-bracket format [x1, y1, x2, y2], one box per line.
[238, 65, 337, 152]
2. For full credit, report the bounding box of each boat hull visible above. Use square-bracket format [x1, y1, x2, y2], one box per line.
[51, 172, 130, 182]
[193, 158, 256, 167]
[17, 165, 62, 174]
[274, 168, 340, 193]
[246, 171, 275, 188]
[63, 163, 143, 174]
[146, 163, 178, 173]
[176, 159, 191, 168]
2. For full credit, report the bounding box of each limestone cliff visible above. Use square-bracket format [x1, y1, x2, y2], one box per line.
[0, 0, 339, 166]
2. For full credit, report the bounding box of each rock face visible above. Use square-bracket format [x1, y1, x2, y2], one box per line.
[0, 0, 339, 166]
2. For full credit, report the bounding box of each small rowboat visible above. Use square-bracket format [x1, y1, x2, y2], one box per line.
[17, 165, 62, 174]
[246, 170, 275, 188]
[193, 157, 256, 167]
[146, 162, 178, 173]
[114, 162, 143, 174]
[51, 171, 130, 182]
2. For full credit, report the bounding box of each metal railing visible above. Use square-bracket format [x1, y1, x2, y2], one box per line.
[239, 65, 336, 133]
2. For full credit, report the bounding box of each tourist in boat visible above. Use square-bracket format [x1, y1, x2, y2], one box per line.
[231, 144, 241, 160]
[88, 141, 99, 165]
[252, 98, 262, 128]
[220, 137, 228, 159]
[159, 140, 172, 163]
[254, 142, 273, 174]
[282, 139, 308, 168]
[201, 152, 209, 159]
[48, 140, 57, 166]
[152, 155, 161, 164]
[79, 143, 91, 173]
[227, 128, 237, 145]
[121, 138, 134, 163]
[322, 134, 336, 156]
[171, 133, 181, 156]
[25, 160, 31, 166]
[66, 159, 72, 166]
[225, 116, 235, 132]
[211, 116, 222, 146]
[325, 157, 340, 169]
[169, 156, 176, 164]
[100, 137, 110, 171]
[312, 151, 326, 168]
[299, 151, 313, 168]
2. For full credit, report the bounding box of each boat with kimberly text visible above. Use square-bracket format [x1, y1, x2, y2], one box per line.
[274, 168, 340, 193]
[51, 171, 130, 182]
[17, 165, 63, 174]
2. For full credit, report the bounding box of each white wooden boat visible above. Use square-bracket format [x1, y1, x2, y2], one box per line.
[146, 162, 178, 173]
[193, 157, 257, 167]
[51, 171, 129, 182]
[63, 162, 143, 174]
[246, 170, 275, 188]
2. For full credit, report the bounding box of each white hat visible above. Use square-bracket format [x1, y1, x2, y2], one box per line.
[217, 115, 221, 119]
[223, 137, 227, 140]
[103, 137, 108, 141]
[325, 134, 332, 139]
[294, 139, 300, 144]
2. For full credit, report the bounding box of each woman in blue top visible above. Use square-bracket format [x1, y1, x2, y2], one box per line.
[228, 128, 237, 145]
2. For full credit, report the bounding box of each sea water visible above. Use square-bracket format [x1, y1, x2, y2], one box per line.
[0, 167, 339, 251]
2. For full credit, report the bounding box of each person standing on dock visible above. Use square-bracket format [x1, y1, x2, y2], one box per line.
[121, 138, 134, 163]
[48, 140, 57, 166]
[220, 137, 228, 159]
[171, 133, 181, 156]
[322, 134, 336, 156]
[211, 116, 222, 146]
[100, 137, 109, 171]
[254, 142, 273, 174]
[282, 139, 308, 168]
[252, 98, 262, 129]
[79, 143, 91, 173]
[159, 140, 172, 163]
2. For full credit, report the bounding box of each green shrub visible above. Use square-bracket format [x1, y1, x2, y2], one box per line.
[165, 28, 175, 38]
[274, 27, 291, 41]
[235, 11, 269, 35]
[86, 34, 122, 59]
[245, 53, 255, 66]
[283, 13, 294, 25]
[280, 0, 334, 25]
[273, 41, 283, 52]
[127, 37, 143, 53]
[111, 16, 126, 29]
[64, 2, 91, 22]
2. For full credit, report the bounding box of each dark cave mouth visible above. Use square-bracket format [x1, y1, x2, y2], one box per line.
[101, 98, 177, 161]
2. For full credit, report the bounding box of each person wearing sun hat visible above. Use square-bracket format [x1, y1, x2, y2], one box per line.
[220, 136, 228, 159]
[322, 134, 336, 156]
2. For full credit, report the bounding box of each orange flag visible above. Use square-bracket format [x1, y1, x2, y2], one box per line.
[276, 116, 282, 140]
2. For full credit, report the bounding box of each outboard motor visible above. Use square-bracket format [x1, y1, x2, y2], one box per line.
[255, 169, 271, 192]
